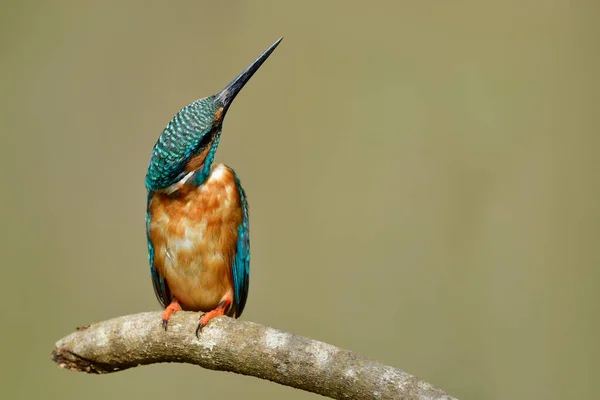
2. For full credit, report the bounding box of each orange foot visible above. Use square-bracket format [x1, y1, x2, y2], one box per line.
[162, 298, 182, 331]
[196, 296, 232, 337]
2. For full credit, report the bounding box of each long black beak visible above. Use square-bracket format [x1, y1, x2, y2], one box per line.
[215, 37, 283, 110]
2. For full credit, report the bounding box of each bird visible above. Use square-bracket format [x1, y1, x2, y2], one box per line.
[145, 38, 282, 336]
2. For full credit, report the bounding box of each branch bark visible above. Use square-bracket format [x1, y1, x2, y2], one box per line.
[51, 311, 456, 400]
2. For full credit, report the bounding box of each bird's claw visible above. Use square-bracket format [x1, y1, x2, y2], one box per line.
[195, 298, 231, 338]
[161, 299, 181, 332]
[195, 320, 206, 338]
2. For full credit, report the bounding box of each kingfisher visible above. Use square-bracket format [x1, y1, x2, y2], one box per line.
[145, 38, 282, 336]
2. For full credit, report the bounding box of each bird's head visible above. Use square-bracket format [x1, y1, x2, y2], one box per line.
[145, 37, 282, 193]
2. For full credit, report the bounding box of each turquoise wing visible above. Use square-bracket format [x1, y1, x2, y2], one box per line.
[232, 174, 250, 317]
[146, 194, 171, 308]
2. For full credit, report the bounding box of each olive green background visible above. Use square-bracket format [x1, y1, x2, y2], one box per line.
[1, 1, 598, 399]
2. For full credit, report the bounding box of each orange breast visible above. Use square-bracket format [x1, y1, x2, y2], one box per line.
[148, 164, 243, 312]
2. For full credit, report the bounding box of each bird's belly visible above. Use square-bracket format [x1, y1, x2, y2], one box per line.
[149, 164, 242, 312]
[161, 237, 230, 311]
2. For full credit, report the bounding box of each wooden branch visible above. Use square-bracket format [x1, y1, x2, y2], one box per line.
[51, 311, 456, 400]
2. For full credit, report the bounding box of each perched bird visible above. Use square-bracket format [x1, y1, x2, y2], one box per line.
[145, 38, 282, 336]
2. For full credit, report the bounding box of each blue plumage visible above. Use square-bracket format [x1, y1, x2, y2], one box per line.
[145, 98, 220, 192]
[232, 174, 250, 316]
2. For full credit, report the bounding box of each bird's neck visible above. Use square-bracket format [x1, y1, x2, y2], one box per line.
[192, 132, 222, 186]
[156, 130, 223, 195]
